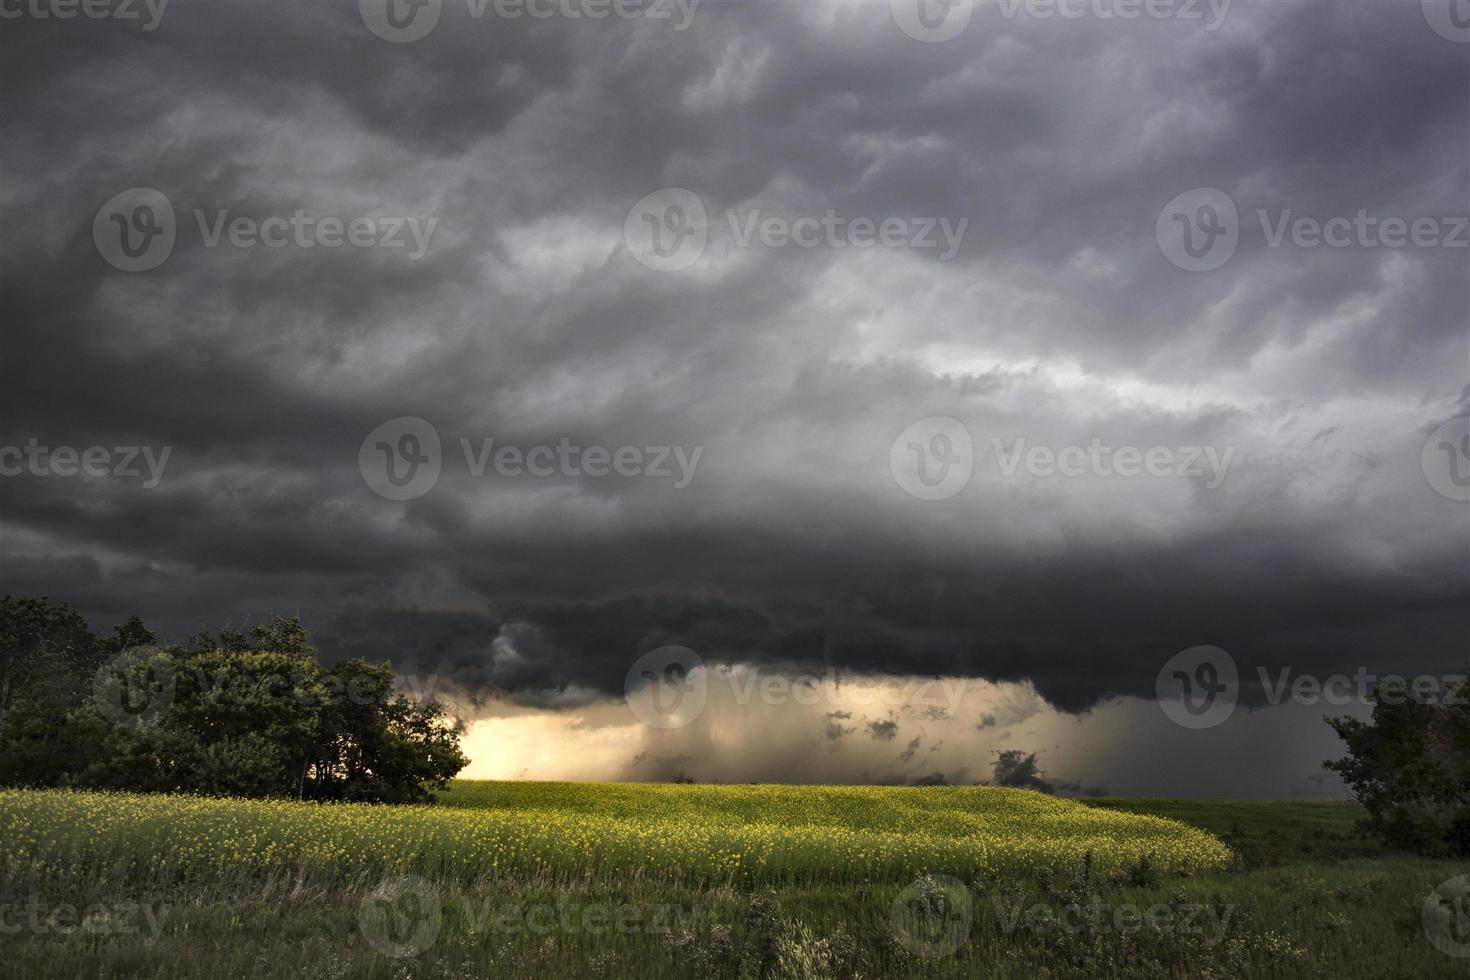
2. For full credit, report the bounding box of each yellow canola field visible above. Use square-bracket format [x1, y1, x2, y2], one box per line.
[0, 782, 1232, 888]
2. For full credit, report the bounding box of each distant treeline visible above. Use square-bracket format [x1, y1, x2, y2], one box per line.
[0, 595, 465, 803]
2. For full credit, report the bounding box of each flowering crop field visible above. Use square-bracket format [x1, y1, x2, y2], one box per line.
[0, 788, 1460, 979]
[0, 781, 1229, 891]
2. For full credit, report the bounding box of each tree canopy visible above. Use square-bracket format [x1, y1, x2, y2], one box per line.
[0, 595, 466, 803]
[1325, 677, 1470, 856]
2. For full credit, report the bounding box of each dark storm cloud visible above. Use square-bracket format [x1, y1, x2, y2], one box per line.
[1, 0, 1466, 755]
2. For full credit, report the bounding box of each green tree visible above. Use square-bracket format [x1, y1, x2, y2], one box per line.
[0, 597, 467, 803]
[990, 750, 1055, 793]
[1325, 677, 1470, 856]
[306, 658, 467, 803]
[0, 595, 111, 786]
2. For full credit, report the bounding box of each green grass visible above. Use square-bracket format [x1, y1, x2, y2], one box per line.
[0, 784, 1466, 978]
[1084, 798, 1390, 867]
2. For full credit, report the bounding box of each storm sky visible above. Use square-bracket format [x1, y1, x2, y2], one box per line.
[1, 0, 1467, 795]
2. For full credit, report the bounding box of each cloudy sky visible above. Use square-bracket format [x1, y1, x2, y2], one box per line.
[1, 0, 1466, 797]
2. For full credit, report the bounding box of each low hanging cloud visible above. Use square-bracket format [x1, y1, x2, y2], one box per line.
[452, 664, 1359, 797]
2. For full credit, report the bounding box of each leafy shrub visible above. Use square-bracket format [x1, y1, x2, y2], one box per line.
[1324, 676, 1470, 856]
